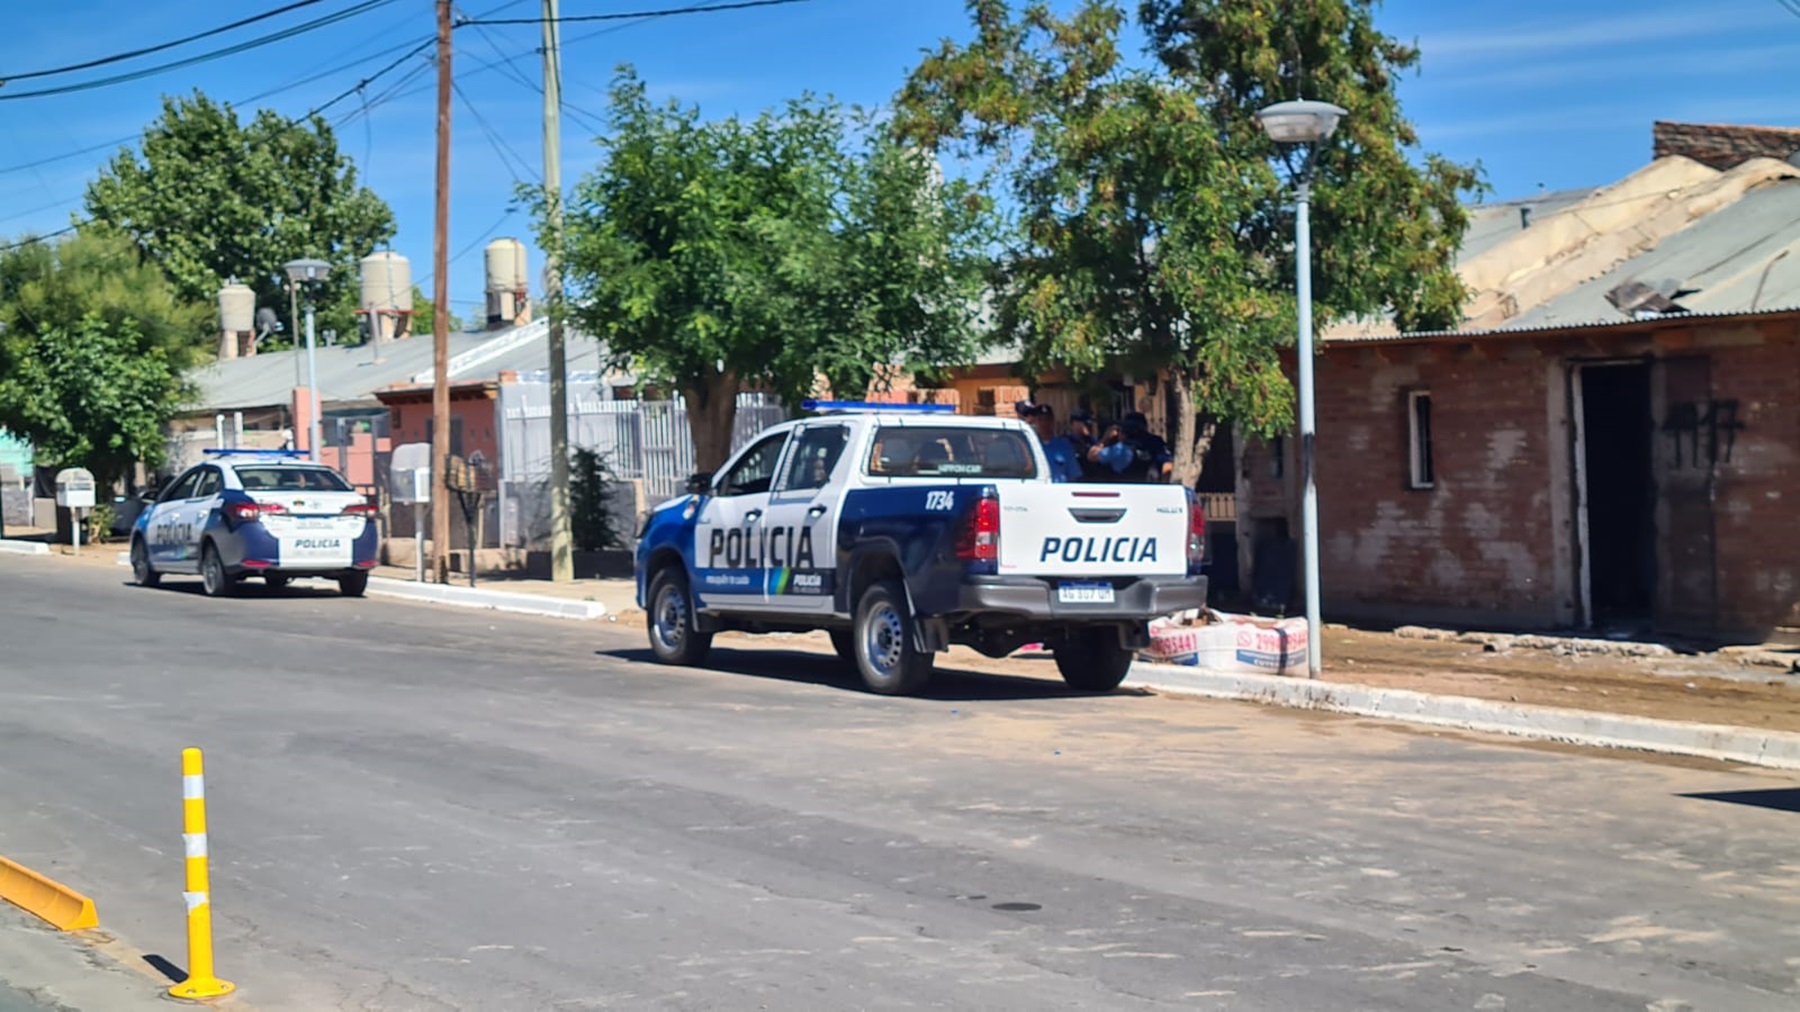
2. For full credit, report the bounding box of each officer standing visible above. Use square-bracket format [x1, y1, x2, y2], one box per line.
[1119, 411, 1174, 483]
[1017, 400, 1082, 482]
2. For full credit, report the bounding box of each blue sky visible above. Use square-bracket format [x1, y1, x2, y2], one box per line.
[5, 0, 1800, 318]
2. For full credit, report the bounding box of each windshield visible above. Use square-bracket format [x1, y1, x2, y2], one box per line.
[235, 467, 352, 493]
[867, 426, 1038, 479]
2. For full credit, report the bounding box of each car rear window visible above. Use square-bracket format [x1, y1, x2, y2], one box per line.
[235, 467, 352, 492]
[867, 426, 1038, 479]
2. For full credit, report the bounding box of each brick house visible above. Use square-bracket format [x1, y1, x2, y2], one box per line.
[1241, 122, 1800, 642]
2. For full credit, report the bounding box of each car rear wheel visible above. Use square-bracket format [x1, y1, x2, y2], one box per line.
[337, 571, 368, 598]
[853, 579, 934, 696]
[200, 542, 236, 598]
[648, 568, 712, 666]
[1053, 628, 1134, 693]
[130, 540, 161, 588]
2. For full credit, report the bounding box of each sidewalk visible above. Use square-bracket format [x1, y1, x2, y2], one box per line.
[370, 565, 641, 616]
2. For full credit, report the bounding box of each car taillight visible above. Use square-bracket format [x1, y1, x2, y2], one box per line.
[342, 502, 378, 518]
[955, 492, 1000, 566]
[226, 500, 286, 523]
[1186, 490, 1206, 573]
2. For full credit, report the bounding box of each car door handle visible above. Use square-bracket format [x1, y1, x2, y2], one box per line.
[744, 509, 763, 522]
[807, 505, 827, 517]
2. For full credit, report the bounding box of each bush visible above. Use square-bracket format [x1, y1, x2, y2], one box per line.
[570, 448, 625, 551]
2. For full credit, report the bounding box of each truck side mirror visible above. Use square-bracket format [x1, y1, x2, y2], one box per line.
[685, 472, 713, 496]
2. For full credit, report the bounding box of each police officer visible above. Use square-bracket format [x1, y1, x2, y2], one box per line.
[1066, 407, 1100, 480]
[1017, 400, 1082, 482]
[1119, 411, 1174, 483]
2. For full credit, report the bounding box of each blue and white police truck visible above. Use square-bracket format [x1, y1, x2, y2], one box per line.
[130, 449, 380, 598]
[635, 402, 1208, 695]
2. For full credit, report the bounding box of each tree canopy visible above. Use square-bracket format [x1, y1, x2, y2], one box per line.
[0, 230, 205, 487]
[895, 0, 1481, 481]
[84, 91, 396, 348]
[546, 68, 994, 471]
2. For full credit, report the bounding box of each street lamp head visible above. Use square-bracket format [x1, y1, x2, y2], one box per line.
[1256, 99, 1348, 145]
[282, 258, 332, 285]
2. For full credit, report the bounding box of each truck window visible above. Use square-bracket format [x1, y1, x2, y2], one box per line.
[778, 425, 849, 492]
[866, 426, 1038, 479]
[718, 433, 789, 497]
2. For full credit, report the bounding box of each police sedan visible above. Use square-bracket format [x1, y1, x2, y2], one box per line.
[130, 449, 380, 597]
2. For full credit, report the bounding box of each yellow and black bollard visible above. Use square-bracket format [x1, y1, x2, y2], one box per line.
[169, 747, 235, 1000]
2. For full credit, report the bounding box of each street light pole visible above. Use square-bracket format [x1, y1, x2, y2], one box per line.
[283, 259, 333, 464]
[1255, 99, 1346, 680]
[1293, 160, 1322, 679]
[303, 297, 322, 462]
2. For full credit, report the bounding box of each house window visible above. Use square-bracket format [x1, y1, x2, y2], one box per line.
[1408, 390, 1435, 489]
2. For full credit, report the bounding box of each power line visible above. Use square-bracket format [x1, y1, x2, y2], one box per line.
[452, 78, 541, 183]
[465, 0, 807, 27]
[0, 0, 333, 85]
[0, 0, 404, 101]
[0, 226, 78, 253]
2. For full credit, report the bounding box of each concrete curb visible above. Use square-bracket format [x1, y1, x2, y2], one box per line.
[0, 540, 50, 556]
[1126, 661, 1800, 771]
[0, 853, 99, 931]
[366, 577, 606, 621]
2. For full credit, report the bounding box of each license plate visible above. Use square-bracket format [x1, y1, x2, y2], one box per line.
[297, 518, 337, 530]
[1058, 582, 1115, 604]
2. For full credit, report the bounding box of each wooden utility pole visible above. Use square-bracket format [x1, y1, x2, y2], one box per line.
[543, 0, 574, 582]
[430, 0, 454, 584]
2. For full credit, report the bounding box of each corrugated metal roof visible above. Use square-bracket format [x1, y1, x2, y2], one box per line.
[187, 320, 612, 412]
[1323, 306, 1800, 345]
[1457, 186, 1599, 264]
[1504, 178, 1800, 329]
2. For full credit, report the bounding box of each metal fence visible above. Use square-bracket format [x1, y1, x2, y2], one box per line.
[497, 378, 784, 550]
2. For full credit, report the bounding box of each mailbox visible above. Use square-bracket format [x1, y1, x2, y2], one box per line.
[54, 468, 96, 510]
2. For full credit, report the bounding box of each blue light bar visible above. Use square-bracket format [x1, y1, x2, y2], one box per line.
[801, 399, 956, 414]
[201, 448, 309, 458]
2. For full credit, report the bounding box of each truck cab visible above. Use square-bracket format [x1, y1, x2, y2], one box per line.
[635, 401, 1208, 695]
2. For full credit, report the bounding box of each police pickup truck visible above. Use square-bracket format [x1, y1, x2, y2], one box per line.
[635, 402, 1207, 695]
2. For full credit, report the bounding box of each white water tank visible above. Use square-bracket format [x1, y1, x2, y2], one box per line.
[485, 238, 528, 292]
[484, 238, 530, 329]
[217, 283, 256, 359]
[360, 251, 413, 342]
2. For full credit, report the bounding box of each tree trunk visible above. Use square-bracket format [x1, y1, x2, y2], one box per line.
[684, 370, 741, 475]
[1168, 369, 1216, 488]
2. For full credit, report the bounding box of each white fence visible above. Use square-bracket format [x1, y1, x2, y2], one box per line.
[497, 379, 784, 550]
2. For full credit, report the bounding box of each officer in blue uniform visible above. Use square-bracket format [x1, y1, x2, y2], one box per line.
[1017, 400, 1083, 482]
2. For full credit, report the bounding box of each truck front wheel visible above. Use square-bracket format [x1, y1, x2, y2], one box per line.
[648, 568, 713, 667]
[853, 580, 934, 695]
[1054, 628, 1134, 693]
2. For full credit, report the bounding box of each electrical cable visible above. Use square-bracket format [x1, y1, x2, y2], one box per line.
[0, 0, 404, 101]
[464, 0, 806, 27]
[1, 0, 333, 84]
[452, 78, 541, 182]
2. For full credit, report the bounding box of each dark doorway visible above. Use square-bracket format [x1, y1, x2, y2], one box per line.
[1579, 363, 1655, 624]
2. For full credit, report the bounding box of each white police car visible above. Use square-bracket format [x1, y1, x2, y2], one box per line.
[129, 450, 380, 597]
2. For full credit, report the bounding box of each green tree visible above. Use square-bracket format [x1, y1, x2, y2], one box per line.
[85, 91, 396, 348]
[0, 231, 202, 488]
[543, 69, 993, 471]
[895, 0, 1481, 482]
[410, 286, 467, 337]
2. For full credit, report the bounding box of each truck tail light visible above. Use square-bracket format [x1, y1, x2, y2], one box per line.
[226, 500, 287, 523]
[1186, 490, 1206, 573]
[342, 502, 378, 519]
[955, 492, 1001, 567]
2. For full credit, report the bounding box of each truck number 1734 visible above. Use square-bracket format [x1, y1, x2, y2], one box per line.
[925, 491, 954, 512]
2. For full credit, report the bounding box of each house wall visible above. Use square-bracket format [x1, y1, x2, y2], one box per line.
[1241, 317, 1800, 640]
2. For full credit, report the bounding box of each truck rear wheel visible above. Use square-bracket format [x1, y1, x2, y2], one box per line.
[853, 579, 934, 695]
[1054, 628, 1134, 693]
[648, 568, 713, 667]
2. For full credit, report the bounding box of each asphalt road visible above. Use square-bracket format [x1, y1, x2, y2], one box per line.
[2, 555, 1799, 1010]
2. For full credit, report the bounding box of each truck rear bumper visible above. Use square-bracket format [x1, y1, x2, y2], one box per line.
[953, 574, 1208, 622]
